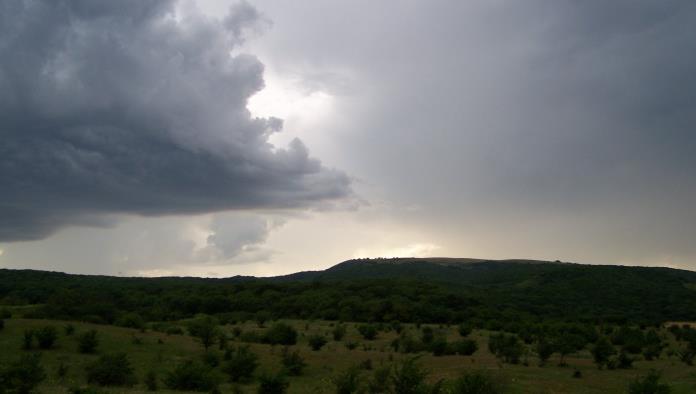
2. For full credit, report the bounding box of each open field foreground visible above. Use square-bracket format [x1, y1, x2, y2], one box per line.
[2, 317, 696, 393]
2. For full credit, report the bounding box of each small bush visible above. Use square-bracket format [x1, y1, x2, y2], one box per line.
[333, 325, 347, 341]
[458, 323, 473, 337]
[165, 326, 184, 335]
[308, 334, 327, 351]
[0, 308, 11, 319]
[453, 339, 479, 356]
[452, 371, 501, 394]
[264, 323, 298, 346]
[358, 324, 378, 340]
[222, 346, 258, 382]
[145, 370, 158, 391]
[115, 313, 144, 329]
[164, 360, 222, 392]
[421, 327, 435, 344]
[201, 351, 220, 368]
[367, 366, 391, 393]
[78, 330, 99, 354]
[22, 329, 34, 350]
[281, 348, 306, 376]
[628, 370, 671, 394]
[430, 336, 448, 356]
[35, 326, 59, 349]
[57, 362, 69, 378]
[391, 357, 429, 394]
[64, 324, 75, 336]
[86, 353, 136, 387]
[0, 353, 46, 393]
[333, 367, 361, 394]
[257, 372, 289, 394]
[345, 341, 358, 350]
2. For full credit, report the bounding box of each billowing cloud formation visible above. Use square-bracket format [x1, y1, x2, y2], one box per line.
[0, 0, 350, 241]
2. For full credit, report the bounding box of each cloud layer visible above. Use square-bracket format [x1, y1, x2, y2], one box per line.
[0, 0, 350, 241]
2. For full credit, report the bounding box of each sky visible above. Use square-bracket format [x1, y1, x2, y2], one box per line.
[2, 0, 696, 277]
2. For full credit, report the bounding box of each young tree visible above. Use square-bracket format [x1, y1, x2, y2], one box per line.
[591, 337, 616, 369]
[308, 334, 327, 351]
[258, 372, 290, 394]
[78, 329, 99, 354]
[264, 323, 298, 346]
[536, 338, 554, 366]
[188, 315, 220, 351]
[628, 370, 671, 394]
[222, 346, 259, 382]
[332, 324, 347, 341]
[35, 326, 58, 349]
[0, 354, 46, 393]
[281, 347, 306, 376]
[86, 353, 137, 387]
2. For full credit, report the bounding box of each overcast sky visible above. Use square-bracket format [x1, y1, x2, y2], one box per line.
[2, 0, 696, 277]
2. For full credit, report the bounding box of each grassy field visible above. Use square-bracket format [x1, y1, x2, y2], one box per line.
[2, 317, 696, 393]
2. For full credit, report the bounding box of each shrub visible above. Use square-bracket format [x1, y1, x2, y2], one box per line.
[257, 372, 289, 394]
[86, 353, 136, 387]
[201, 351, 220, 368]
[458, 323, 473, 337]
[115, 313, 144, 329]
[264, 323, 298, 345]
[78, 330, 99, 354]
[34, 326, 58, 349]
[22, 329, 34, 350]
[453, 339, 479, 356]
[64, 324, 75, 336]
[333, 325, 347, 341]
[333, 367, 361, 394]
[345, 341, 358, 350]
[452, 371, 501, 394]
[164, 360, 221, 392]
[628, 370, 671, 394]
[421, 327, 435, 344]
[57, 362, 69, 378]
[222, 346, 258, 382]
[165, 326, 184, 335]
[591, 337, 616, 369]
[68, 386, 106, 394]
[536, 338, 554, 366]
[145, 370, 158, 391]
[489, 334, 524, 364]
[187, 315, 220, 351]
[430, 336, 448, 356]
[281, 348, 306, 376]
[0, 353, 46, 393]
[367, 366, 391, 393]
[0, 308, 11, 319]
[358, 324, 378, 340]
[391, 357, 429, 394]
[308, 334, 327, 351]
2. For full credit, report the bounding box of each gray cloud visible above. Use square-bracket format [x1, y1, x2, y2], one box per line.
[245, 0, 696, 265]
[0, 0, 351, 241]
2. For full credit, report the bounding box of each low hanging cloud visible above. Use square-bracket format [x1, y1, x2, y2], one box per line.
[0, 0, 351, 242]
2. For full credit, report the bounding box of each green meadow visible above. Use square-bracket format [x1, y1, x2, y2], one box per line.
[2, 316, 695, 393]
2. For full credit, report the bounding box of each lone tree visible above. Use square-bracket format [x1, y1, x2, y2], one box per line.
[536, 338, 554, 366]
[188, 315, 220, 351]
[591, 337, 616, 369]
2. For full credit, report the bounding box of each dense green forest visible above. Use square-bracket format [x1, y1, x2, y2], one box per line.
[3, 259, 696, 393]
[2, 259, 696, 328]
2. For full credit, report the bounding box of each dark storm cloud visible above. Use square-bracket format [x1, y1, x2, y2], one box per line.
[0, 0, 351, 241]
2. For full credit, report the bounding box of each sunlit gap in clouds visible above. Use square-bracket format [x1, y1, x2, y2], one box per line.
[247, 70, 336, 151]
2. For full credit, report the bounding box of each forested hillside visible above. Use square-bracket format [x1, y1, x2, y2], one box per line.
[2, 259, 696, 328]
